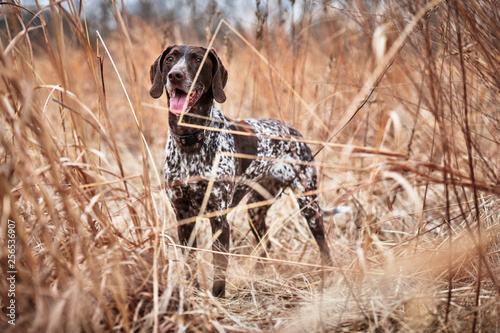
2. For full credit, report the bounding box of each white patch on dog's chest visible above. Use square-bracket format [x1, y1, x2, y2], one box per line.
[164, 108, 237, 212]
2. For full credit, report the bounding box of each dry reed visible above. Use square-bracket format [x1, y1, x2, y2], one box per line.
[0, 0, 499, 332]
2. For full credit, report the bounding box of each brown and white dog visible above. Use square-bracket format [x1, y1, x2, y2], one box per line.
[150, 45, 335, 297]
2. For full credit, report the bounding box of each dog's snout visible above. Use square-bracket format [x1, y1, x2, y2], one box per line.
[168, 70, 184, 83]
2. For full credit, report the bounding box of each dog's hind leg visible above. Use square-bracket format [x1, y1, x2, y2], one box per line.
[291, 167, 333, 265]
[246, 178, 284, 257]
[247, 191, 272, 257]
[296, 194, 333, 265]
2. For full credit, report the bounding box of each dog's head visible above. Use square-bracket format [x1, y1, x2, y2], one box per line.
[149, 45, 228, 114]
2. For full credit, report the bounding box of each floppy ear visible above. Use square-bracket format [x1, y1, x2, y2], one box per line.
[149, 45, 175, 99]
[209, 48, 228, 104]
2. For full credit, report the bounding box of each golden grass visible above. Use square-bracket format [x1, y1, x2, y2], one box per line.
[0, 0, 499, 332]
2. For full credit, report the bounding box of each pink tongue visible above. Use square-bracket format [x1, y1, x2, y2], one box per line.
[170, 92, 187, 113]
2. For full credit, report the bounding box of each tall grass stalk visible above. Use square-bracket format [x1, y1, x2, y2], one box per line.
[0, 0, 498, 332]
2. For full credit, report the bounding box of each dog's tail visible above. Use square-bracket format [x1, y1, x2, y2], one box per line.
[323, 206, 351, 217]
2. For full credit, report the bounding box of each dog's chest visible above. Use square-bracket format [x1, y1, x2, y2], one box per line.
[165, 131, 237, 175]
[164, 131, 238, 210]
[165, 142, 213, 178]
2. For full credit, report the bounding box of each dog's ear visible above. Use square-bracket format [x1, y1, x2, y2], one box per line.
[149, 45, 175, 99]
[209, 48, 228, 104]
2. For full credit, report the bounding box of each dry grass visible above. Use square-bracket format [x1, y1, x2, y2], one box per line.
[1, 0, 499, 332]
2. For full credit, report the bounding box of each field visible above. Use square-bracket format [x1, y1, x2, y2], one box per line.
[1, 0, 499, 332]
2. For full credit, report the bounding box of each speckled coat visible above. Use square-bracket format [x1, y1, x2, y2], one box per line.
[150, 45, 332, 297]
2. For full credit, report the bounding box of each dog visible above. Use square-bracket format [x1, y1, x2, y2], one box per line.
[150, 45, 335, 297]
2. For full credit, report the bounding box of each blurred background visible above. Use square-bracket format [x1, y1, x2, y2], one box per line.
[1, 1, 499, 332]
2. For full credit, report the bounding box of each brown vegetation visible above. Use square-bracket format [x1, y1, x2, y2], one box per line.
[0, 0, 499, 332]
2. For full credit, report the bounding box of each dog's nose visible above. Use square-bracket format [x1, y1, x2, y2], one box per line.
[168, 70, 184, 83]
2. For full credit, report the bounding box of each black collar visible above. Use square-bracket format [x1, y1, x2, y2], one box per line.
[177, 130, 205, 146]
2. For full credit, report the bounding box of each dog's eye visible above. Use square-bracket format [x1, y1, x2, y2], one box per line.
[166, 56, 174, 62]
[195, 57, 203, 63]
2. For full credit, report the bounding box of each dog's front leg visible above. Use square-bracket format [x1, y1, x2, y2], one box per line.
[210, 215, 230, 297]
[177, 221, 200, 288]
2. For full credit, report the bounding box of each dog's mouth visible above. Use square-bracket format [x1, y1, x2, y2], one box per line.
[169, 88, 203, 114]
